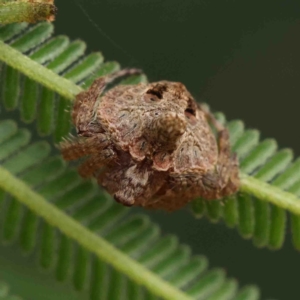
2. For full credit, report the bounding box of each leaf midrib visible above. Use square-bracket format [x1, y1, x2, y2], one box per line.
[0, 165, 193, 300]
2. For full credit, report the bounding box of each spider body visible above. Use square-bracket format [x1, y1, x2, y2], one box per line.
[60, 69, 239, 211]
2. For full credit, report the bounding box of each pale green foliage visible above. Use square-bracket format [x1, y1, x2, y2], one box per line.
[1, 21, 298, 299]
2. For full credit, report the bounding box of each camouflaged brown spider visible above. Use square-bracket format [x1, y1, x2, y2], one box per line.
[60, 69, 240, 211]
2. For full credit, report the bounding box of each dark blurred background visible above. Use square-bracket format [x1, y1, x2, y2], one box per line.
[54, 0, 300, 299]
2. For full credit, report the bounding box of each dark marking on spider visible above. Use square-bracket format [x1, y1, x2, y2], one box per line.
[60, 69, 240, 211]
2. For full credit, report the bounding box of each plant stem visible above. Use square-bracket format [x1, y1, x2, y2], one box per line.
[0, 40, 82, 100]
[0, 166, 192, 300]
[240, 174, 300, 215]
[0, 1, 56, 24]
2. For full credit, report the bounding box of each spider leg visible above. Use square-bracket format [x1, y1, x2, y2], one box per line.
[78, 149, 116, 178]
[197, 104, 238, 183]
[59, 133, 110, 161]
[72, 68, 142, 136]
[200, 128, 239, 199]
[215, 129, 240, 195]
[197, 104, 222, 129]
[169, 111, 239, 200]
[99, 162, 156, 207]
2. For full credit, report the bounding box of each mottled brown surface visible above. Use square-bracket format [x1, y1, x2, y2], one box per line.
[60, 69, 240, 211]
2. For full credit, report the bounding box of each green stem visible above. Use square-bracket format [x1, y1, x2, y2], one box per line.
[0, 166, 192, 300]
[0, 0, 56, 24]
[0, 40, 82, 100]
[0, 1, 56, 24]
[1, 39, 300, 217]
[240, 174, 300, 215]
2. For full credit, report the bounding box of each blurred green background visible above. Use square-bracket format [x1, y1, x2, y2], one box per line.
[1, 0, 300, 299]
[54, 1, 300, 298]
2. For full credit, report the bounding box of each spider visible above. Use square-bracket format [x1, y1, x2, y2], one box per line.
[60, 69, 240, 211]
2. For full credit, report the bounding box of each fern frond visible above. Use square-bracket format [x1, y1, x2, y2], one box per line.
[0, 119, 259, 300]
[0, 22, 145, 142]
[191, 113, 300, 250]
[0, 22, 300, 252]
